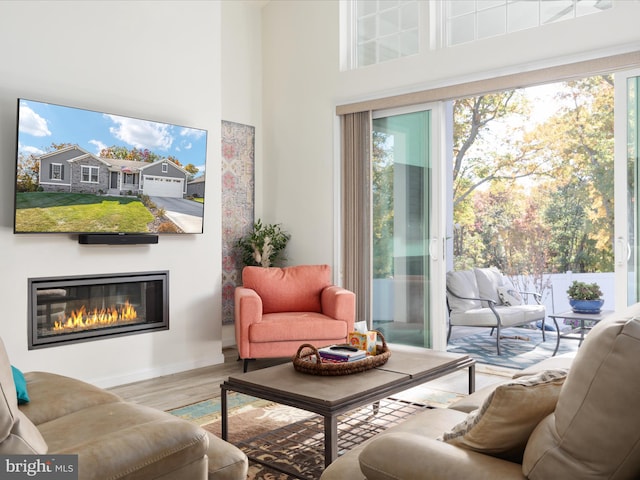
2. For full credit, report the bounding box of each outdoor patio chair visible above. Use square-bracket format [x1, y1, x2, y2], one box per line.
[446, 268, 546, 355]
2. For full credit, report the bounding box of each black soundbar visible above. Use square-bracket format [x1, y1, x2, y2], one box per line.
[78, 234, 159, 245]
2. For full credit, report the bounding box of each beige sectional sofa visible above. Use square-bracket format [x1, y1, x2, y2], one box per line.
[321, 303, 640, 479]
[0, 338, 248, 480]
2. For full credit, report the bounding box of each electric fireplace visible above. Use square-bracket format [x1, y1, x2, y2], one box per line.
[28, 271, 169, 349]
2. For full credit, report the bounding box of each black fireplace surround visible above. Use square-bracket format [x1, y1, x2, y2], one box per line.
[28, 271, 169, 349]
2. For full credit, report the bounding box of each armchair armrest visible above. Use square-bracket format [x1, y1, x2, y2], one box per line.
[321, 286, 355, 331]
[234, 287, 263, 358]
[359, 433, 526, 480]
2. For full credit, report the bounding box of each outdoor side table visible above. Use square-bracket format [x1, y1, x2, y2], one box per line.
[548, 310, 613, 355]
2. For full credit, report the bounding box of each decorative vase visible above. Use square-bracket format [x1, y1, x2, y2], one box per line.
[569, 298, 604, 314]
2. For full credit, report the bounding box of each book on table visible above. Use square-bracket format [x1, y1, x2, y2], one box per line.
[318, 345, 367, 362]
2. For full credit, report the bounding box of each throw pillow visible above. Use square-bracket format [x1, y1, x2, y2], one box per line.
[441, 369, 568, 462]
[497, 286, 523, 306]
[11, 366, 29, 405]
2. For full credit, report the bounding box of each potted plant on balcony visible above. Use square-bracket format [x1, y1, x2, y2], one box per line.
[236, 219, 291, 268]
[566, 280, 604, 314]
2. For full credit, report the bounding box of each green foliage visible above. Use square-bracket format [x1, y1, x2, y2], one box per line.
[372, 130, 394, 278]
[566, 280, 603, 300]
[236, 219, 291, 267]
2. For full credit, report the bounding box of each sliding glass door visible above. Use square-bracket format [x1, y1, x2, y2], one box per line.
[370, 106, 445, 348]
[615, 69, 640, 308]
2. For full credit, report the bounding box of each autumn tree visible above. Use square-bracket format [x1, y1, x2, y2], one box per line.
[452, 91, 550, 275]
[537, 75, 614, 272]
[100, 146, 162, 162]
[15, 142, 74, 192]
[453, 75, 614, 277]
[16, 153, 40, 192]
[183, 163, 200, 177]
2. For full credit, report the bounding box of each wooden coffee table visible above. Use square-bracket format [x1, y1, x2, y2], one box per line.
[220, 347, 475, 468]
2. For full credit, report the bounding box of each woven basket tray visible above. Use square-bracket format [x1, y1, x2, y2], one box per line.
[292, 332, 391, 376]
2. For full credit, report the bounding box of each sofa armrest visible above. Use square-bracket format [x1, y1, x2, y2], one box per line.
[359, 432, 526, 480]
[234, 287, 263, 358]
[38, 403, 210, 479]
[321, 286, 355, 329]
[206, 432, 248, 480]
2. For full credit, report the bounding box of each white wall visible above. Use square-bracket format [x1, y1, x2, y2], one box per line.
[0, 1, 227, 387]
[262, 1, 341, 268]
[260, 0, 640, 274]
[220, 0, 265, 346]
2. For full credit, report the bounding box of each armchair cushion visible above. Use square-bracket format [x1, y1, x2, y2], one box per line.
[442, 369, 567, 462]
[242, 265, 331, 314]
[249, 312, 348, 342]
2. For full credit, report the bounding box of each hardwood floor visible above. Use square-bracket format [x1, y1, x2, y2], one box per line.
[107, 348, 290, 411]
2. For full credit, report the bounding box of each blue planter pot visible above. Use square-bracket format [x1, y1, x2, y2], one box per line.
[569, 298, 604, 314]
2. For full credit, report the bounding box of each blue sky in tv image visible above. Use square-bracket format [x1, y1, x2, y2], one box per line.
[17, 99, 207, 175]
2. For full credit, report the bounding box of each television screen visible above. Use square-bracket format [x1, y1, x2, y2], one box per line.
[14, 99, 207, 235]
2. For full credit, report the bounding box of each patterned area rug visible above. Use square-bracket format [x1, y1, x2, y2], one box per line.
[169, 389, 463, 480]
[447, 327, 578, 369]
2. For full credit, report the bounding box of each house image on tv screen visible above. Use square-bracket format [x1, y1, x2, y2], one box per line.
[38, 145, 189, 198]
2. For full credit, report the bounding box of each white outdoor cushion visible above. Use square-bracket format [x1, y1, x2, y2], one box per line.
[449, 306, 524, 327]
[521, 304, 546, 322]
[474, 268, 504, 306]
[446, 270, 481, 313]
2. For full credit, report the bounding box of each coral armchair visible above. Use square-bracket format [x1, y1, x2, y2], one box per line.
[235, 264, 356, 372]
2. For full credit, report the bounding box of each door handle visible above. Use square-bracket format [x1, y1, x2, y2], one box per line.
[615, 237, 629, 266]
[429, 238, 439, 260]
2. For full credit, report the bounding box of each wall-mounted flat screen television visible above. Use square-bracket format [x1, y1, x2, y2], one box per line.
[14, 99, 207, 238]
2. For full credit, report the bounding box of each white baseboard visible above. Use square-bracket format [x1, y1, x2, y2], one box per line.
[91, 353, 225, 389]
[222, 323, 236, 348]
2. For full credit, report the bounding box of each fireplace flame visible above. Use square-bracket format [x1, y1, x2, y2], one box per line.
[53, 301, 138, 332]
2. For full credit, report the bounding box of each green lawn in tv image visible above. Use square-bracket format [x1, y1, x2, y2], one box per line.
[15, 192, 155, 233]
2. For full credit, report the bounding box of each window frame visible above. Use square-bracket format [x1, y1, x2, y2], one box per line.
[444, 0, 613, 47]
[51, 163, 62, 180]
[343, 0, 422, 70]
[81, 165, 99, 184]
